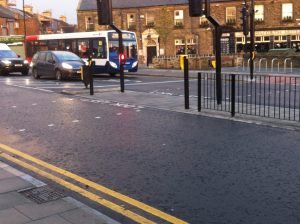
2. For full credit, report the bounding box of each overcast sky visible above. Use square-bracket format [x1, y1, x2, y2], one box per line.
[15, 0, 79, 24]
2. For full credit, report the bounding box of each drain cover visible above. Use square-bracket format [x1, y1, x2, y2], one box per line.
[19, 185, 65, 204]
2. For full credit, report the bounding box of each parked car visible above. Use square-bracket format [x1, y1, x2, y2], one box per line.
[30, 51, 85, 80]
[0, 43, 29, 76]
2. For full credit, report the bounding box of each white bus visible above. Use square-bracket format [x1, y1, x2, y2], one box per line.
[25, 30, 138, 76]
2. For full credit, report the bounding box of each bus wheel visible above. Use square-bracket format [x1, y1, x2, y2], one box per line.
[109, 73, 116, 77]
[33, 69, 40, 79]
[56, 70, 62, 81]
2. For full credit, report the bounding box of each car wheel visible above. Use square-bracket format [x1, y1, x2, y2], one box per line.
[56, 70, 62, 81]
[32, 69, 40, 79]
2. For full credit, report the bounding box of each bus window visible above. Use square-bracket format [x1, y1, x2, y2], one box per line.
[64, 39, 77, 53]
[48, 40, 59, 50]
[58, 40, 65, 50]
[91, 38, 106, 59]
[78, 40, 90, 58]
[25, 41, 34, 58]
[38, 40, 48, 51]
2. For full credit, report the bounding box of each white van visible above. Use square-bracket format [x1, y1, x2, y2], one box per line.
[0, 43, 11, 50]
[0, 43, 29, 76]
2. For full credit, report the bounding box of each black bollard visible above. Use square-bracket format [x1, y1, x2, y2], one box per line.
[184, 56, 190, 109]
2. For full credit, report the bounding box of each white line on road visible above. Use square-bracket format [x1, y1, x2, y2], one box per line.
[7, 84, 54, 92]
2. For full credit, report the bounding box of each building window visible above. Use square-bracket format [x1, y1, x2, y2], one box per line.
[255, 5, 264, 22]
[85, 16, 94, 31]
[175, 38, 196, 55]
[282, 3, 293, 21]
[15, 22, 19, 29]
[146, 13, 155, 28]
[199, 16, 209, 28]
[127, 13, 137, 30]
[174, 10, 184, 28]
[226, 7, 236, 25]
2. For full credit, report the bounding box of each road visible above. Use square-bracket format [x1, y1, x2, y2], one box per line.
[1, 73, 300, 224]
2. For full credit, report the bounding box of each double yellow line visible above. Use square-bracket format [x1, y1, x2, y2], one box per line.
[0, 143, 188, 224]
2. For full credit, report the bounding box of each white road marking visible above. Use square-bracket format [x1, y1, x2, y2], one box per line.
[95, 117, 101, 119]
[116, 113, 122, 116]
[32, 103, 37, 106]
[12, 106, 17, 108]
[72, 120, 80, 123]
[19, 129, 26, 132]
[7, 84, 54, 92]
[48, 124, 55, 127]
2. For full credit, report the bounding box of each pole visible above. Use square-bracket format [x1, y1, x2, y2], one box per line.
[206, 15, 222, 105]
[198, 72, 202, 112]
[184, 56, 190, 109]
[231, 74, 236, 117]
[249, 0, 255, 79]
[23, 0, 26, 37]
[110, 24, 125, 92]
[215, 26, 222, 104]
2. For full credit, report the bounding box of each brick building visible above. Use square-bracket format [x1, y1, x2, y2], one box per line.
[0, 0, 75, 39]
[77, 0, 300, 64]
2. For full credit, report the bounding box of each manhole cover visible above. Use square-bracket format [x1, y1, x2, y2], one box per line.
[19, 185, 65, 204]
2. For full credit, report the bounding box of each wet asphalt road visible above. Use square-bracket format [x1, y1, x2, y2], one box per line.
[1, 74, 300, 223]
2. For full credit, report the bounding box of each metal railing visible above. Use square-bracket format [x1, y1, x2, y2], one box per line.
[237, 58, 293, 74]
[258, 58, 267, 72]
[271, 58, 280, 73]
[197, 72, 300, 122]
[284, 58, 293, 73]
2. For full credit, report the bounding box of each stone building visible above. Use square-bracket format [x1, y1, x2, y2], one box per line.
[77, 0, 300, 64]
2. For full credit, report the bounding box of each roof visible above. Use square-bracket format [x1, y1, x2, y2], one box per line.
[8, 7, 33, 19]
[0, 5, 15, 19]
[77, 0, 230, 11]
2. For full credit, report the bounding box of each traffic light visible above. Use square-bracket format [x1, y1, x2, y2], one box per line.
[189, 0, 204, 17]
[96, 0, 112, 25]
[119, 54, 126, 65]
[240, 5, 249, 36]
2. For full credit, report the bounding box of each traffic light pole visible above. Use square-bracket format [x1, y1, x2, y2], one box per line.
[110, 24, 125, 92]
[249, 0, 255, 79]
[207, 15, 222, 105]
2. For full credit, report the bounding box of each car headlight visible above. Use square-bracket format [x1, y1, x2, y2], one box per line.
[132, 61, 138, 68]
[1, 60, 11, 65]
[24, 60, 29, 64]
[109, 61, 118, 69]
[62, 62, 73, 69]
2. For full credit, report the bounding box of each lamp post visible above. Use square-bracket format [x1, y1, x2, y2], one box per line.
[23, 0, 26, 37]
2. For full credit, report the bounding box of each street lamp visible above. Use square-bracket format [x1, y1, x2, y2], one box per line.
[23, 0, 26, 37]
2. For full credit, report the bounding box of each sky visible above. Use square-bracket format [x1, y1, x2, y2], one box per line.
[15, 0, 79, 24]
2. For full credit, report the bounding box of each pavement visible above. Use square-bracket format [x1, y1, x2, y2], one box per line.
[1, 65, 300, 224]
[0, 161, 120, 224]
[135, 64, 300, 78]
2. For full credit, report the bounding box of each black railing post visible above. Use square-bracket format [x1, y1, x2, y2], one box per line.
[198, 72, 202, 112]
[231, 74, 236, 117]
[184, 56, 190, 109]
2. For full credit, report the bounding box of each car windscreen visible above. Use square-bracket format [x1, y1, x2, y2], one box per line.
[0, 50, 18, 58]
[53, 51, 81, 61]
